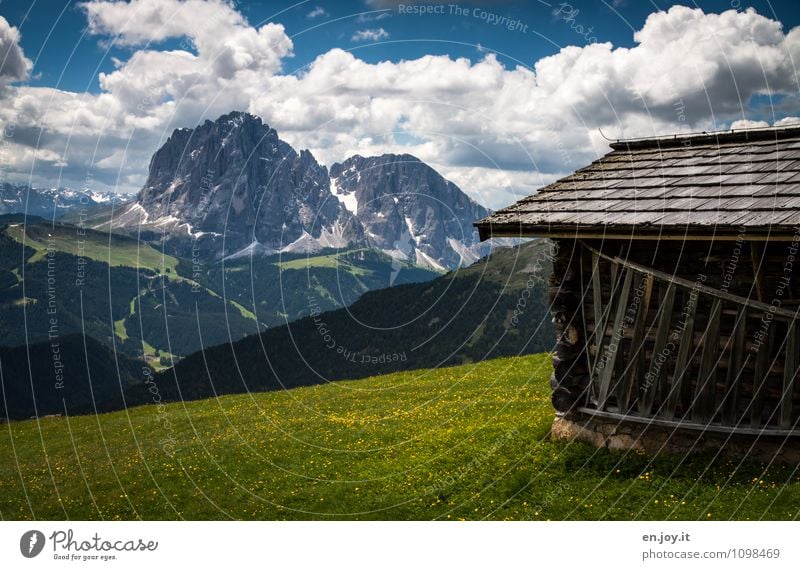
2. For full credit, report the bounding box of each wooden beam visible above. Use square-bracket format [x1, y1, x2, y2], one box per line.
[477, 228, 800, 242]
[642, 282, 675, 417]
[618, 273, 652, 412]
[750, 327, 774, 429]
[577, 407, 800, 437]
[590, 253, 604, 380]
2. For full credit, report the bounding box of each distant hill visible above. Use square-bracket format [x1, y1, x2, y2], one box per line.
[126, 239, 555, 406]
[0, 334, 142, 421]
[0, 217, 439, 364]
[0, 238, 553, 419]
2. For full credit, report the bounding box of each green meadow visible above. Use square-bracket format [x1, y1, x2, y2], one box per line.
[4, 222, 179, 273]
[1, 354, 799, 520]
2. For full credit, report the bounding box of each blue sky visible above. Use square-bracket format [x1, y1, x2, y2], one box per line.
[2, 1, 800, 207]
[7, 1, 799, 94]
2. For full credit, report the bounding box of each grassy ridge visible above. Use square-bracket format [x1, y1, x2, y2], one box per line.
[5, 222, 179, 273]
[2, 354, 799, 520]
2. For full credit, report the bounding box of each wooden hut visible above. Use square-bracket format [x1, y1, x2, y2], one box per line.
[475, 126, 800, 458]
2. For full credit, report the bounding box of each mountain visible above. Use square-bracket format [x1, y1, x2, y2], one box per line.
[105, 111, 364, 261]
[102, 111, 492, 270]
[123, 239, 555, 407]
[330, 154, 490, 270]
[0, 183, 132, 217]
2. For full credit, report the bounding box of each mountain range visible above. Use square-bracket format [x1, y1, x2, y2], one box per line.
[0, 183, 131, 217]
[96, 111, 494, 270]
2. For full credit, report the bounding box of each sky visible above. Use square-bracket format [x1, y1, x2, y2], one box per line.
[1, 0, 800, 209]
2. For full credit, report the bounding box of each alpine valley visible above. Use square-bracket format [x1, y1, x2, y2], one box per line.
[0, 111, 541, 420]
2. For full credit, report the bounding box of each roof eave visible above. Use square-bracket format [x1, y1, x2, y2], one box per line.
[475, 222, 800, 241]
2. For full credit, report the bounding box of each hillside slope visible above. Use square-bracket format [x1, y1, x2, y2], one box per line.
[0, 334, 142, 420]
[2, 354, 798, 521]
[127, 239, 556, 406]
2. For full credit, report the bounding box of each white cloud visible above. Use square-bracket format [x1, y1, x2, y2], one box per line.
[730, 119, 769, 129]
[1, 4, 800, 209]
[356, 12, 391, 23]
[776, 116, 800, 127]
[306, 6, 327, 19]
[351, 28, 389, 42]
[81, 0, 292, 77]
[0, 16, 32, 83]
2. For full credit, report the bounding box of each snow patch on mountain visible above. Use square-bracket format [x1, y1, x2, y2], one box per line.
[0, 183, 133, 217]
[414, 249, 446, 272]
[447, 237, 481, 266]
[330, 175, 358, 215]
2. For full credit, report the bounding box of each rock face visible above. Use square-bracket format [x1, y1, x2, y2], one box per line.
[113, 111, 364, 259]
[113, 111, 493, 268]
[330, 154, 490, 270]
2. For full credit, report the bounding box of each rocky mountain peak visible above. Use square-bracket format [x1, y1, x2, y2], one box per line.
[329, 153, 490, 270]
[116, 111, 363, 259]
[112, 113, 494, 269]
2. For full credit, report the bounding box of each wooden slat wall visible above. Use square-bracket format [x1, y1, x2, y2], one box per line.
[555, 238, 800, 432]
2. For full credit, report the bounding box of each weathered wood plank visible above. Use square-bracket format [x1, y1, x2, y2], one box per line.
[618, 273, 652, 412]
[665, 288, 698, 418]
[750, 327, 775, 429]
[780, 321, 798, 428]
[722, 305, 747, 425]
[596, 268, 633, 409]
[610, 261, 620, 295]
[692, 298, 723, 423]
[591, 252, 604, 376]
[750, 242, 765, 303]
[642, 282, 675, 417]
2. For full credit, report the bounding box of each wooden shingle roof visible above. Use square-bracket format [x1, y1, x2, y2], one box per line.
[475, 126, 800, 240]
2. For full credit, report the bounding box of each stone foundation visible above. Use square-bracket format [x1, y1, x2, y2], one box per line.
[552, 412, 800, 464]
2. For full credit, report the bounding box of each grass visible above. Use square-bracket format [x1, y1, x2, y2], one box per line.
[113, 318, 129, 341]
[1, 353, 800, 520]
[140, 339, 175, 372]
[5, 223, 179, 273]
[278, 250, 370, 276]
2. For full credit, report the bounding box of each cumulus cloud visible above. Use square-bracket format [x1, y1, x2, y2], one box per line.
[730, 119, 769, 129]
[81, 0, 293, 76]
[1, 4, 800, 209]
[0, 16, 32, 83]
[776, 116, 800, 126]
[351, 28, 390, 42]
